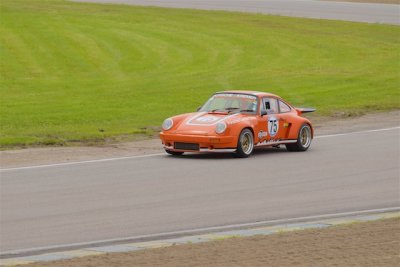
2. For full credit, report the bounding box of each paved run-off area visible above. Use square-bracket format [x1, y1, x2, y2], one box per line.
[74, 0, 400, 25]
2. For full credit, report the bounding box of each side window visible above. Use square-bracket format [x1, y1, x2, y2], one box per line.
[263, 98, 279, 114]
[279, 100, 291, 113]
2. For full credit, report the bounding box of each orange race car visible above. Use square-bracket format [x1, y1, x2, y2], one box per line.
[160, 91, 315, 157]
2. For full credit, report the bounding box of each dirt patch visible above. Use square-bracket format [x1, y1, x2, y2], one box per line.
[321, 0, 400, 4]
[1, 110, 398, 168]
[22, 218, 400, 267]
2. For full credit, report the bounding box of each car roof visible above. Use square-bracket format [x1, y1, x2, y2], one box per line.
[215, 90, 280, 98]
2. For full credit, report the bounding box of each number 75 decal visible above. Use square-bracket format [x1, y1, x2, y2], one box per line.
[268, 116, 279, 137]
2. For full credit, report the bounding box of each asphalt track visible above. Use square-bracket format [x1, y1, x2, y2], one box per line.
[73, 0, 400, 25]
[1, 127, 399, 255]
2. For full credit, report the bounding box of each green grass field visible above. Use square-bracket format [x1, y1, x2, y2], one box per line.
[0, 0, 399, 147]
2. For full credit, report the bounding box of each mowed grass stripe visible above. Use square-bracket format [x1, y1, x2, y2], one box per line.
[0, 0, 399, 147]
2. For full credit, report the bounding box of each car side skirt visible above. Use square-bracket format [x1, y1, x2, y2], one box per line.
[255, 139, 297, 147]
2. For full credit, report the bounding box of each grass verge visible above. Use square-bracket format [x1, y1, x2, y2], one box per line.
[1, 0, 399, 148]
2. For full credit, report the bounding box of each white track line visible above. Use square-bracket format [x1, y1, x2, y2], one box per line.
[1, 126, 399, 172]
[1, 206, 398, 258]
[314, 126, 400, 139]
[0, 153, 165, 172]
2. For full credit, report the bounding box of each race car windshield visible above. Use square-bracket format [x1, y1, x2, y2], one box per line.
[200, 94, 258, 114]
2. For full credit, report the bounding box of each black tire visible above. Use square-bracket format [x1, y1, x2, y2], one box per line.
[165, 149, 184, 156]
[235, 129, 254, 158]
[286, 123, 312, 152]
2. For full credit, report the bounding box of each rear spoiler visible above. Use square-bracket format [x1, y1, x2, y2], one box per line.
[295, 107, 316, 115]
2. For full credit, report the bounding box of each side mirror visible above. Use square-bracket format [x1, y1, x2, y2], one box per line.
[261, 110, 268, 116]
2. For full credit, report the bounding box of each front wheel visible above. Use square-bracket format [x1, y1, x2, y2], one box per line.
[286, 124, 312, 152]
[235, 129, 254, 158]
[165, 149, 184, 156]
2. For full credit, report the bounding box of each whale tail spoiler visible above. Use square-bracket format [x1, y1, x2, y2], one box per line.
[295, 107, 316, 115]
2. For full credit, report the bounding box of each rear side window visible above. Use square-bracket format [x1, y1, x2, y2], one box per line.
[279, 100, 291, 113]
[263, 98, 279, 114]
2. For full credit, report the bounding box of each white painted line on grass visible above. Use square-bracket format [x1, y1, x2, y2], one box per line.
[1, 206, 398, 258]
[1, 126, 399, 171]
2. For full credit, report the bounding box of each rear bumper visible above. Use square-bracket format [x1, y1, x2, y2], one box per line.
[160, 132, 237, 152]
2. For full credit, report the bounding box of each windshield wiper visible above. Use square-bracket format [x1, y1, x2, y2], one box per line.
[209, 109, 223, 113]
[225, 107, 240, 113]
[240, 109, 255, 113]
[209, 108, 241, 114]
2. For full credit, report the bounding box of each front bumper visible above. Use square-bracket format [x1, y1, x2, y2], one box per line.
[160, 132, 237, 152]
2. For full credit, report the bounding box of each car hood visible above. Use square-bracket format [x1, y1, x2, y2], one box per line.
[173, 112, 245, 135]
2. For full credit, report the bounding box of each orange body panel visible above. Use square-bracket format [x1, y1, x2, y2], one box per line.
[159, 91, 313, 153]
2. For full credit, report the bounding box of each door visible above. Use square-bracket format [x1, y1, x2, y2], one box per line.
[260, 97, 289, 142]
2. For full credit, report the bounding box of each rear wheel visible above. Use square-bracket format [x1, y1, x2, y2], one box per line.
[286, 124, 312, 152]
[165, 149, 184, 156]
[235, 129, 254, 158]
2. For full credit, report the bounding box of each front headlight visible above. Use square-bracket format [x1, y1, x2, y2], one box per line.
[215, 122, 227, 134]
[162, 118, 174, 131]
